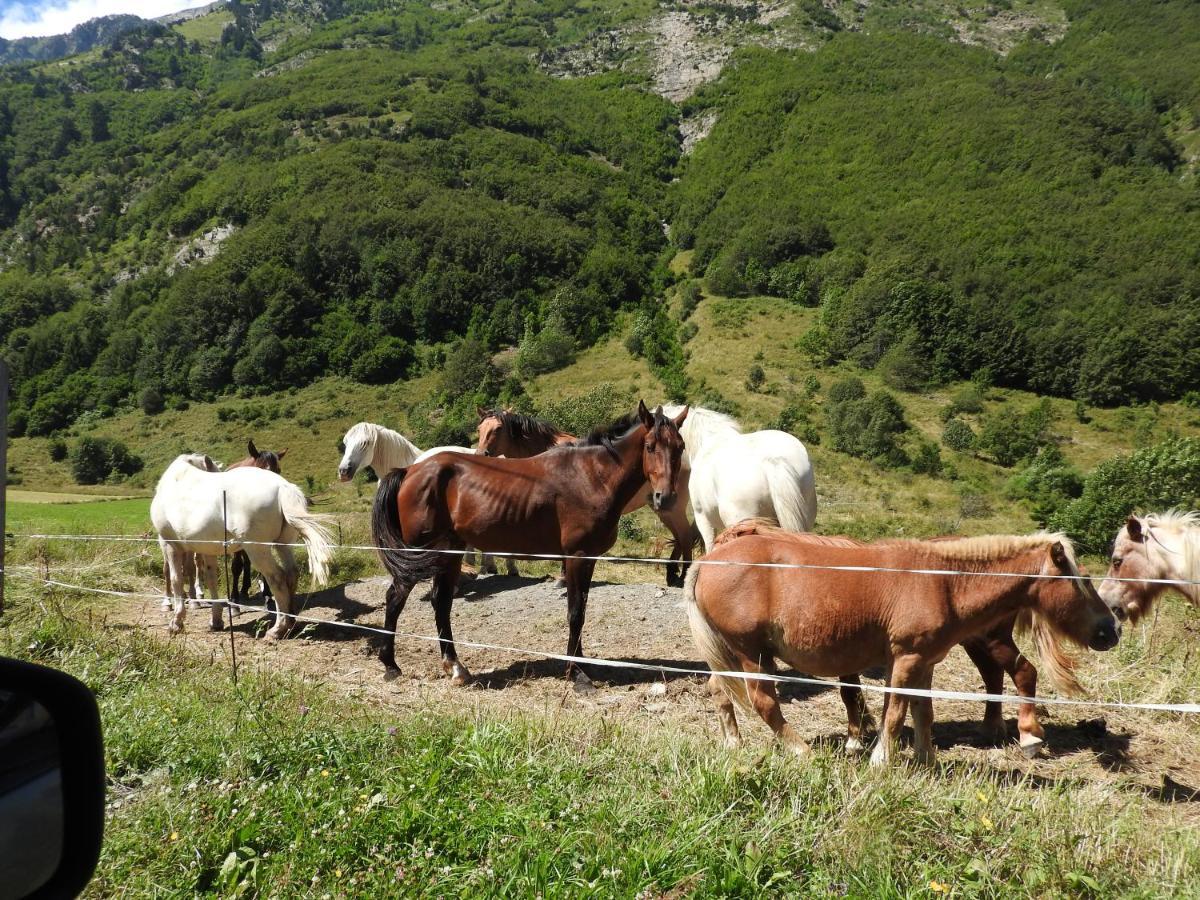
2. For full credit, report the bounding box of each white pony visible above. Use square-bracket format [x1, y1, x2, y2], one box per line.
[336, 422, 516, 575]
[151, 453, 335, 638]
[662, 405, 817, 550]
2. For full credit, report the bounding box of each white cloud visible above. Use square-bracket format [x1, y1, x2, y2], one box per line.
[0, 1, 217, 40]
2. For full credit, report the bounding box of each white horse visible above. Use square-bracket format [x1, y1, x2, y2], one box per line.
[336, 423, 516, 575]
[151, 454, 335, 638]
[662, 405, 817, 551]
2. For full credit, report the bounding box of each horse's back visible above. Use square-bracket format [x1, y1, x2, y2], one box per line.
[692, 429, 815, 533]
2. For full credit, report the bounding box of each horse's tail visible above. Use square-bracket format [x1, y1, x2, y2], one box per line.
[763, 455, 817, 534]
[684, 561, 754, 714]
[279, 483, 335, 587]
[370, 467, 444, 586]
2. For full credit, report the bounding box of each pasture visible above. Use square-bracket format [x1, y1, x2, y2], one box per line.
[3, 495, 1200, 896]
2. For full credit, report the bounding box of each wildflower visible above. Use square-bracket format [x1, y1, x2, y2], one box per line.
[388, 726, 398, 736]
[976, 791, 989, 804]
[321, 769, 330, 777]
[980, 815, 994, 830]
[169, 832, 179, 842]
[930, 881, 950, 893]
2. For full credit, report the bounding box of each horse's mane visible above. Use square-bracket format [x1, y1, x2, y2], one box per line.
[344, 421, 421, 467]
[483, 409, 566, 443]
[1133, 510, 1200, 603]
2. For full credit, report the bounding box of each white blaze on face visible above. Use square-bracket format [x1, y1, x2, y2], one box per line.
[338, 425, 374, 481]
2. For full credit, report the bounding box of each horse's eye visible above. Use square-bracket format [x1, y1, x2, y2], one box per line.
[1112, 557, 1123, 570]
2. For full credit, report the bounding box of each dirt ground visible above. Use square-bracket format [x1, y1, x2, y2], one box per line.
[104, 570, 1200, 813]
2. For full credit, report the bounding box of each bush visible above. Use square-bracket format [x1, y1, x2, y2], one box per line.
[827, 388, 909, 467]
[768, 402, 820, 446]
[959, 491, 993, 519]
[1049, 437, 1200, 553]
[350, 337, 413, 385]
[942, 418, 977, 452]
[827, 376, 866, 405]
[802, 374, 821, 398]
[949, 385, 985, 415]
[910, 439, 942, 476]
[48, 439, 68, 462]
[139, 387, 165, 415]
[537, 383, 636, 439]
[977, 400, 1056, 467]
[516, 316, 575, 377]
[69, 437, 142, 485]
[878, 338, 928, 393]
[679, 281, 702, 320]
[1006, 446, 1084, 526]
[746, 364, 766, 392]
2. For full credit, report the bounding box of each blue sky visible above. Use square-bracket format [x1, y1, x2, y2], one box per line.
[0, 1, 215, 40]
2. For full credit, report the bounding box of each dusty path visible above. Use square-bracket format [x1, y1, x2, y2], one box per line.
[106, 572, 1200, 811]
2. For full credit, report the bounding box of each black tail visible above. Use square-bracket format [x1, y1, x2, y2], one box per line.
[370, 468, 445, 586]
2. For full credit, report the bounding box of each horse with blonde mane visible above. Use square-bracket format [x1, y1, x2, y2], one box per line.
[151, 453, 334, 638]
[336, 422, 514, 575]
[1099, 511, 1200, 623]
[686, 522, 1120, 765]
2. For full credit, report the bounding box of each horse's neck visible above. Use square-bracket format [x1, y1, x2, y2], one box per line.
[599, 425, 650, 508]
[1152, 527, 1200, 604]
[372, 427, 421, 471]
[675, 409, 738, 458]
[941, 550, 1044, 627]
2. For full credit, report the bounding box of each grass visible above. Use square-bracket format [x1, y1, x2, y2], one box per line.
[5, 498, 151, 535]
[172, 9, 235, 44]
[4, 589, 1200, 898]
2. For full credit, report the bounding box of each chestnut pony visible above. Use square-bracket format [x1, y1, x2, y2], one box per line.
[476, 407, 696, 586]
[686, 523, 1120, 765]
[371, 402, 688, 685]
[1099, 511, 1200, 623]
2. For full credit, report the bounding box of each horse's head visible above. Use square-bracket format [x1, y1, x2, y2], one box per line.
[476, 407, 505, 457]
[248, 439, 285, 474]
[1031, 539, 1121, 653]
[338, 423, 376, 481]
[180, 452, 220, 473]
[1098, 513, 1198, 624]
[637, 400, 688, 512]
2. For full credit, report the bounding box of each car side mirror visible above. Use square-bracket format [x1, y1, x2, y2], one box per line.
[0, 658, 105, 900]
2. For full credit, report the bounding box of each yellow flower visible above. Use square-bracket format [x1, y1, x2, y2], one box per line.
[980, 815, 994, 830]
[976, 791, 989, 804]
[930, 880, 950, 893]
[335, 869, 343, 878]
[169, 832, 179, 842]
[321, 769, 330, 777]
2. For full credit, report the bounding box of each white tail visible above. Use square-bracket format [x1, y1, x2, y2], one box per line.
[762, 456, 817, 534]
[278, 483, 335, 586]
[684, 563, 754, 714]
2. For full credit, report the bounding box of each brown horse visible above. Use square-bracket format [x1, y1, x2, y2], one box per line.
[160, 441, 287, 607]
[476, 407, 697, 587]
[371, 402, 688, 685]
[686, 523, 1120, 766]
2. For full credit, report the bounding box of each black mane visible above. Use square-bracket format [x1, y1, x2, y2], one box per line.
[485, 409, 564, 443]
[579, 412, 639, 448]
[254, 450, 282, 473]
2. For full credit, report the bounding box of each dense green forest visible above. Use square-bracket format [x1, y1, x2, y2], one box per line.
[2, 0, 1199, 437]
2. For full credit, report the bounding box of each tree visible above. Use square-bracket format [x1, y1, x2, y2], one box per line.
[88, 100, 109, 142]
[942, 418, 977, 452]
[139, 387, 165, 415]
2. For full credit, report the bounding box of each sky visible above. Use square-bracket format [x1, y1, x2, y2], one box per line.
[0, 0, 216, 40]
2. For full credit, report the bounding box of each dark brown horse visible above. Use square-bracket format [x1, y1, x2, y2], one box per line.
[687, 522, 1120, 766]
[476, 407, 697, 587]
[372, 402, 688, 685]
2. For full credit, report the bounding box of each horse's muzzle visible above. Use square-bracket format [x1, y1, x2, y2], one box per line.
[338, 467, 354, 482]
[1088, 619, 1121, 651]
[650, 491, 676, 512]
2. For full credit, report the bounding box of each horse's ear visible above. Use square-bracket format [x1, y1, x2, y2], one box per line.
[476, 406, 488, 421]
[277, 448, 288, 459]
[673, 406, 689, 427]
[637, 399, 653, 428]
[204, 455, 218, 472]
[1126, 515, 1144, 542]
[247, 440, 258, 458]
[1049, 541, 1070, 570]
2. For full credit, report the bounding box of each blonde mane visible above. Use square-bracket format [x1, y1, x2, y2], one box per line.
[1136, 510, 1200, 604]
[344, 421, 422, 471]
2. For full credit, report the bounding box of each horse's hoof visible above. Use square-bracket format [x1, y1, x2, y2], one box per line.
[168, 624, 183, 635]
[845, 736, 866, 754]
[1019, 736, 1046, 759]
[383, 667, 402, 682]
[869, 743, 889, 768]
[979, 723, 1008, 746]
[571, 671, 597, 695]
[209, 622, 224, 632]
[448, 664, 472, 687]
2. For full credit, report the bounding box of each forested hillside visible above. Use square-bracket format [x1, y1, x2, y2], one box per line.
[2, 0, 1199, 441]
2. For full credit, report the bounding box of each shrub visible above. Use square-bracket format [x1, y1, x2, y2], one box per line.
[942, 417, 977, 452]
[746, 364, 766, 392]
[949, 385, 985, 415]
[350, 337, 413, 384]
[516, 317, 575, 377]
[827, 388, 909, 467]
[679, 281, 702, 320]
[802, 375, 820, 398]
[959, 491, 993, 519]
[827, 376, 866, 405]
[977, 400, 1056, 467]
[69, 437, 142, 484]
[537, 383, 636, 439]
[768, 402, 820, 446]
[48, 439, 68, 462]
[910, 439, 942, 476]
[1049, 437, 1200, 553]
[139, 387, 165, 415]
[878, 338, 928, 393]
[1006, 446, 1084, 526]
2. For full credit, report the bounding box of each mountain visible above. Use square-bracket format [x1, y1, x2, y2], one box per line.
[1, 0, 1199, 443]
[0, 14, 151, 65]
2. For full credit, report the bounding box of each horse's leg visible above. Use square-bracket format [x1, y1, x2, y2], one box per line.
[908, 668, 936, 766]
[695, 508, 720, 555]
[871, 655, 922, 767]
[838, 674, 875, 753]
[194, 555, 223, 631]
[246, 545, 293, 640]
[564, 556, 597, 683]
[657, 504, 693, 588]
[379, 581, 414, 677]
[432, 561, 470, 685]
[962, 636, 1007, 745]
[739, 654, 809, 756]
[160, 553, 172, 609]
[989, 625, 1044, 757]
[165, 546, 189, 634]
[708, 674, 741, 748]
